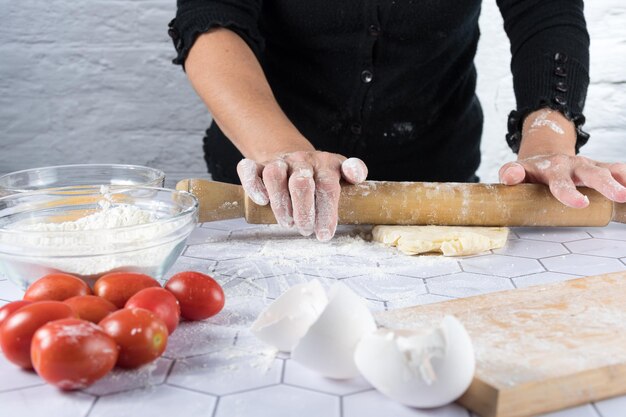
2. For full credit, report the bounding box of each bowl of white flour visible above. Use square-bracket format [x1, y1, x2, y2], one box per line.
[0, 185, 198, 289]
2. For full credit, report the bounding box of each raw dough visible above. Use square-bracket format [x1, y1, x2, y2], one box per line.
[372, 225, 508, 256]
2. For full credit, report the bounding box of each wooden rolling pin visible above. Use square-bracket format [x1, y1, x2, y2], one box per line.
[176, 179, 626, 226]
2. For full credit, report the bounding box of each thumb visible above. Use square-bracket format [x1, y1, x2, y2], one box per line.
[340, 157, 368, 184]
[499, 161, 526, 185]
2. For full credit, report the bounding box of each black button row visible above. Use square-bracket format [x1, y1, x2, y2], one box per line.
[553, 53, 568, 106]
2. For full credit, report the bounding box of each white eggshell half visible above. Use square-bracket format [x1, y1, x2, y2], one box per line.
[354, 315, 475, 408]
[250, 279, 328, 352]
[291, 282, 377, 379]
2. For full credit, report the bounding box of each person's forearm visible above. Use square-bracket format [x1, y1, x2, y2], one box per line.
[185, 28, 314, 161]
[518, 108, 576, 158]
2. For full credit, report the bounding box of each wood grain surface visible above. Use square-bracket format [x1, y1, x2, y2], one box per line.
[377, 272, 626, 417]
[177, 179, 625, 225]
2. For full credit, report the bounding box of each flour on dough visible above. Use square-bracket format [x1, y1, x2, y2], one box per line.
[372, 226, 508, 256]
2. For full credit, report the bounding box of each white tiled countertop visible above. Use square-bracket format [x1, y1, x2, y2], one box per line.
[1, 221, 626, 417]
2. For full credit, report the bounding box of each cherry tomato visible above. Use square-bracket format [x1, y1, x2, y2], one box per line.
[165, 271, 225, 321]
[94, 272, 161, 308]
[125, 288, 180, 334]
[24, 273, 91, 302]
[0, 300, 33, 329]
[99, 308, 168, 369]
[64, 295, 117, 324]
[31, 318, 118, 390]
[0, 301, 76, 369]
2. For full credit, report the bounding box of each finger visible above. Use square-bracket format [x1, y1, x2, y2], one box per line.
[341, 158, 368, 184]
[498, 161, 526, 185]
[574, 164, 626, 203]
[262, 159, 294, 227]
[237, 159, 269, 205]
[288, 162, 315, 236]
[314, 168, 341, 241]
[547, 174, 589, 208]
[598, 162, 626, 188]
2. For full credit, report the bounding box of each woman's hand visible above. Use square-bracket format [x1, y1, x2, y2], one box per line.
[237, 152, 368, 241]
[499, 108, 626, 207]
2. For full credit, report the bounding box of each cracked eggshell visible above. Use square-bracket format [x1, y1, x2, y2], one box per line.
[354, 315, 475, 408]
[291, 282, 377, 379]
[250, 279, 328, 352]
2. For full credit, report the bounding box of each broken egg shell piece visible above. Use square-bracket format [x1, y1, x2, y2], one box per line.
[354, 315, 475, 408]
[291, 282, 377, 379]
[250, 279, 328, 352]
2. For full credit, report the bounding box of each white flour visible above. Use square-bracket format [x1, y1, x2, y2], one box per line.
[2, 204, 188, 281]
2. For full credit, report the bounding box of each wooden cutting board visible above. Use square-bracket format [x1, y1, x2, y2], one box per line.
[376, 272, 626, 417]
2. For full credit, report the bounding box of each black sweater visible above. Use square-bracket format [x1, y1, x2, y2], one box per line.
[169, 0, 590, 183]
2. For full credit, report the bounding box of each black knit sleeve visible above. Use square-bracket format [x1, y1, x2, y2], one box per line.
[497, 0, 590, 153]
[168, 0, 264, 67]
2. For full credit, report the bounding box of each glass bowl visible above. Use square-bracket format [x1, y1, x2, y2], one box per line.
[0, 164, 166, 197]
[0, 186, 198, 289]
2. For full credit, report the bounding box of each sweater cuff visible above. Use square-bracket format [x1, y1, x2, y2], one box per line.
[168, 10, 264, 68]
[507, 51, 590, 154]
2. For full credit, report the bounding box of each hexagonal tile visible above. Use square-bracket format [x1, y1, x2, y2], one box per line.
[0, 355, 43, 392]
[494, 239, 568, 259]
[215, 257, 299, 279]
[184, 241, 262, 261]
[215, 385, 339, 417]
[585, 222, 626, 241]
[427, 273, 514, 298]
[386, 293, 453, 310]
[164, 321, 237, 359]
[0, 279, 24, 301]
[595, 395, 626, 417]
[460, 255, 544, 277]
[208, 295, 271, 329]
[0, 385, 94, 417]
[283, 359, 371, 395]
[343, 274, 426, 304]
[83, 358, 172, 396]
[375, 255, 462, 278]
[252, 274, 329, 299]
[512, 272, 579, 288]
[541, 254, 626, 276]
[167, 348, 283, 395]
[344, 389, 469, 417]
[514, 227, 591, 242]
[565, 239, 626, 258]
[185, 226, 230, 245]
[295, 255, 373, 279]
[89, 385, 216, 417]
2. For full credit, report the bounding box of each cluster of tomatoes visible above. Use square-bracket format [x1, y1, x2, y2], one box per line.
[0, 270, 224, 390]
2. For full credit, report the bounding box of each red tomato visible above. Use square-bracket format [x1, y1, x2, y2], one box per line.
[94, 272, 161, 308]
[125, 288, 180, 334]
[99, 308, 168, 369]
[165, 271, 225, 321]
[0, 300, 33, 329]
[24, 273, 91, 302]
[64, 295, 118, 324]
[0, 301, 76, 369]
[31, 318, 118, 390]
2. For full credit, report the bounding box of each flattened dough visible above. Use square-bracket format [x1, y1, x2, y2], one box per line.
[372, 226, 508, 256]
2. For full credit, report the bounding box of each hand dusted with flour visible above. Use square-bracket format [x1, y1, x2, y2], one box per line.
[500, 108, 626, 208]
[237, 153, 368, 241]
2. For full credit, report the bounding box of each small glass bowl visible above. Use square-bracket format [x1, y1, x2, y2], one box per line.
[0, 164, 166, 197]
[0, 186, 198, 289]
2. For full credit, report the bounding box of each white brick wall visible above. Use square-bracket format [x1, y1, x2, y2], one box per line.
[1, 0, 624, 185]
